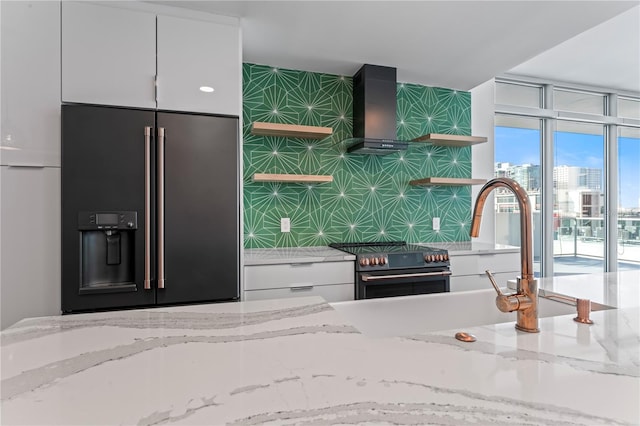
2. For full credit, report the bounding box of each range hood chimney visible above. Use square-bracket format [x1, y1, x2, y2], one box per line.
[347, 64, 408, 155]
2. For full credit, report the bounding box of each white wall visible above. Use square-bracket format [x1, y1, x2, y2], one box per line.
[470, 78, 496, 244]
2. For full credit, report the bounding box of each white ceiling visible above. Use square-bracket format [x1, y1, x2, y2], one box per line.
[155, 0, 640, 92]
[507, 5, 640, 93]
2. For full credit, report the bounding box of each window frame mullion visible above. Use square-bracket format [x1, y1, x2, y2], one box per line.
[605, 94, 618, 272]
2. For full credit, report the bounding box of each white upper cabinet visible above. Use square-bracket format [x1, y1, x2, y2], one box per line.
[61, 2, 156, 109]
[61, 2, 241, 116]
[1, 1, 61, 166]
[157, 15, 241, 116]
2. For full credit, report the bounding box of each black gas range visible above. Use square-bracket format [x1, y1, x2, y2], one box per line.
[329, 241, 451, 300]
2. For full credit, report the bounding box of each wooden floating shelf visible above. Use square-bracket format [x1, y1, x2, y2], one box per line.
[252, 173, 333, 184]
[409, 177, 488, 187]
[251, 122, 333, 139]
[412, 133, 488, 147]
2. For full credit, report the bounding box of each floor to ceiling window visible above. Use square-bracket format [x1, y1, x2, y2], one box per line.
[553, 121, 604, 275]
[495, 79, 640, 277]
[618, 124, 640, 271]
[494, 115, 542, 276]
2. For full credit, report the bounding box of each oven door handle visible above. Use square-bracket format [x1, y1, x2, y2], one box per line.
[360, 270, 452, 282]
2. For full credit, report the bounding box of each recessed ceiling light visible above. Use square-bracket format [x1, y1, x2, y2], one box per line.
[199, 86, 214, 93]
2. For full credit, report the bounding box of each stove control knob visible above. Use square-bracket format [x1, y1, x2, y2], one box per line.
[379, 257, 387, 265]
[371, 257, 379, 265]
[444, 254, 449, 261]
[359, 258, 369, 267]
[424, 255, 431, 263]
[437, 254, 443, 261]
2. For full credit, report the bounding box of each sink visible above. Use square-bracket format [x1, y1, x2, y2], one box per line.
[330, 288, 584, 338]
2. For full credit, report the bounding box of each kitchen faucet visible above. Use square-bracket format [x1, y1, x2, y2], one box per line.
[470, 177, 539, 333]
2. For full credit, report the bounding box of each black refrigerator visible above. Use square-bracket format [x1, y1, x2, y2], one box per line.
[62, 104, 239, 313]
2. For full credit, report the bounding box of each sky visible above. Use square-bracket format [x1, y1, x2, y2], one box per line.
[495, 126, 640, 209]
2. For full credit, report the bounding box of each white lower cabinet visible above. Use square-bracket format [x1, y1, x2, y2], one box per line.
[1, 166, 61, 329]
[449, 251, 520, 292]
[244, 261, 354, 302]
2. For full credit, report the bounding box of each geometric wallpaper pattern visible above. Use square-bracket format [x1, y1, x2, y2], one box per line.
[243, 63, 474, 248]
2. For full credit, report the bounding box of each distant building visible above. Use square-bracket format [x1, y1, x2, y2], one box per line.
[495, 162, 511, 179]
[511, 164, 540, 191]
[493, 163, 603, 217]
[494, 163, 541, 212]
[556, 189, 604, 218]
[553, 166, 603, 218]
[553, 165, 602, 191]
[494, 163, 540, 191]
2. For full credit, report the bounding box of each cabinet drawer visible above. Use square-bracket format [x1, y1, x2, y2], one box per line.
[449, 252, 520, 276]
[448, 256, 476, 275]
[243, 283, 354, 303]
[450, 272, 516, 293]
[481, 252, 520, 273]
[244, 261, 354, 291]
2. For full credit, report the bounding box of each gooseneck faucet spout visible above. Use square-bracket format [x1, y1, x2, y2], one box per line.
[470, 177, 539, 333]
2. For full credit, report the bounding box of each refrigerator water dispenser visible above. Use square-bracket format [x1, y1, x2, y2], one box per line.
[78, 211, 138, 294]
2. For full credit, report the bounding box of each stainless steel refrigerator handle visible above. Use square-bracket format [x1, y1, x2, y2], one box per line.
[144, 127, 152, 290]
[360, 270, 452, 282]
[157, 127, 166, 289]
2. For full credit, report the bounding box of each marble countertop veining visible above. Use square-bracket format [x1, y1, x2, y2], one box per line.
[2, 272, 640, 425]
[244, 246, 355, 265]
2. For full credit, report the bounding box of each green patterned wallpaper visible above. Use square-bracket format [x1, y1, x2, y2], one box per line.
[243, 63, 473, 248]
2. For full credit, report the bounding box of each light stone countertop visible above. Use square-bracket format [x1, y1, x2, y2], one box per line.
[1, 271, 639, 425]
[244, 246, 355, 265]
[244, 242, 519, 266]
[536, 269, 640, 309]
[419, 241, 521, 255]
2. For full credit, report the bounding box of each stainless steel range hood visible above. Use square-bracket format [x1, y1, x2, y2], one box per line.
[346, 64, 408, 155]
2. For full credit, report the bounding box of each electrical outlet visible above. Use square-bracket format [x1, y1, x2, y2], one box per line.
[281, 217, 291, 233]
[432, 217, 440, 231]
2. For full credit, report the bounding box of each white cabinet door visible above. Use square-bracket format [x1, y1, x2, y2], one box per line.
[244, 262, 354, 290]
[243, 261, 354, 302]
[1, 166, 61, 329]
[61, 2, 156, 108]
[157, 15, 241, 116]
[1, 1, 61, 167]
